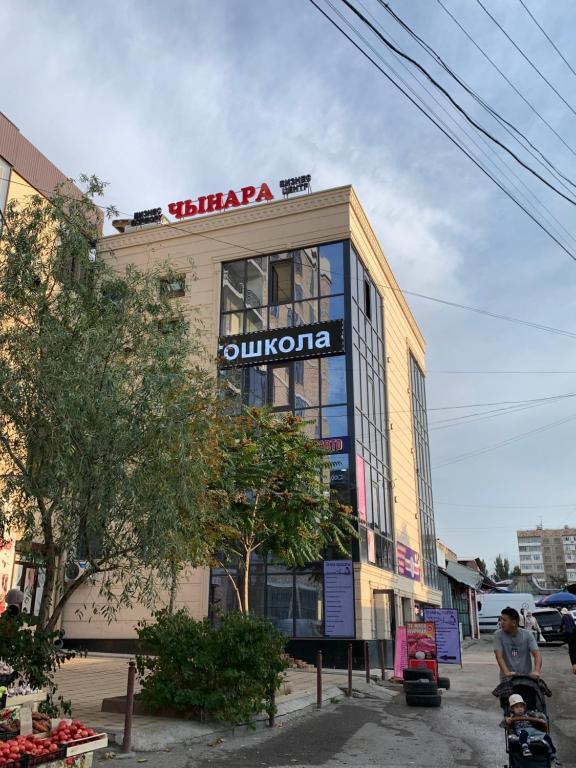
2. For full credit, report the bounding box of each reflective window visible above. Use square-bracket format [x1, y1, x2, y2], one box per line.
[246, 257, 267, 308]
[243, 366, 267, 407]
[321, 405, 348, 438]
[267, 573, 294, 636]
[319, 242, 344, 295]
[270, 258, 292, 304]
[320, 294, 345, 322]
[221, 261, 245, 311]
[294, 299, 318, 326]
[220, 311, 243, 336]
[295, 573, 323, 637]
[294, 358, 320, 408]
[270, 364, 290, 410]
[294, 248, 319, 300]
[321, 355, 347, 405]
[245, 307, 266, 333]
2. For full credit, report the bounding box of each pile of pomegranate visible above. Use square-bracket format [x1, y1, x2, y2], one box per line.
[0, 720, 99, 766]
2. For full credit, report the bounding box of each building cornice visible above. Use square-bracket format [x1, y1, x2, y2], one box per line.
[98, 186, 353, 252]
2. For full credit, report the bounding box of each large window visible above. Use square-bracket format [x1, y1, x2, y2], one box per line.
[220, 244, 344, 337]
[350, 247, 394, 571]
[410, 355, 439, 589]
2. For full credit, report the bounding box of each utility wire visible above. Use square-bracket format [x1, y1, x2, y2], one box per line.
[476, 0, 576, 119]
[435, 0, 576, 160]
[359, 0, 576, 249]
[337, 0, 576, 208]
[378, 0, 576, 198]
[432, 412, 576, 468]
[309, 0, 576, 261]
[518, 0, 576, 80]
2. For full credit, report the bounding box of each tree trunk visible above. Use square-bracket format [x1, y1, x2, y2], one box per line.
[168, 561, 179, 614]
[242, 548, 250, 613]
[37, 560, 57, 630]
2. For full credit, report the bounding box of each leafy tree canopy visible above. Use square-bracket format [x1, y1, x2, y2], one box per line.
[209, 407, 356, 612]
[0, 177, 220, 630]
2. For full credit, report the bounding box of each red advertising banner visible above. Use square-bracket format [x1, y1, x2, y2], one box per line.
[406, 621, 437, 660]
[406, 622, 438, 681]
[356, 455, 366, 523]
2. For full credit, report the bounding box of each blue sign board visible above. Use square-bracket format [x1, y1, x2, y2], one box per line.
[423, 608, 461, 665]
[324, 560, 355, 637]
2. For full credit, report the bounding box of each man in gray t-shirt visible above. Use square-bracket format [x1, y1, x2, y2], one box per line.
[494, 607, 542, 679]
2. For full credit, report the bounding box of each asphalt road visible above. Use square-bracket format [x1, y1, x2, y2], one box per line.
[98, 636, 576, 768]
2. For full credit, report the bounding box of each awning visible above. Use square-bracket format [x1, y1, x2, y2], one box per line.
[445, 560, 483, 590]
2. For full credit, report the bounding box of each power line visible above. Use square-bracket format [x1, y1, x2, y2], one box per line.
[427, 369, 576, 375]
[476, 0, 576, 119]
[436, 500, 576, 509]
[336, 0, 576, 209]
[377, 0, 576, 201]
[434, 0, 576, 161]
[308, 0, 576, 261]
[360, 0, 576, 248]
[432, 412, 576, 469]
[518, 0, 576, 80]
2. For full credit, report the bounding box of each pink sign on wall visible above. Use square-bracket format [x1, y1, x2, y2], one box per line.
[355, 455, 367, 523]
[393, 626, 408, 679]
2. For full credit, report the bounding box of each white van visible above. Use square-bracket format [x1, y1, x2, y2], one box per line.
[477, 593, 537, 632]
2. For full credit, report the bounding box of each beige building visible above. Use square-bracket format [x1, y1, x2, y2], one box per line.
[62, 183, 441, 663]
[0, 113, 86, 616]
[518, 526, 576, 588]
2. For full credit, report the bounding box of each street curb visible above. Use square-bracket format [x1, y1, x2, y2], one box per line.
[105, 685, 346, 752]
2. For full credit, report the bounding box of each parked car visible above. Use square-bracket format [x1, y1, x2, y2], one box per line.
[533, 608, 565, 644]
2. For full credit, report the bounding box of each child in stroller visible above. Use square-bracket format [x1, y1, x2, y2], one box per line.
[500, 677, 560, 768]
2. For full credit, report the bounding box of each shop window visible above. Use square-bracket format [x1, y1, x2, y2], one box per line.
[160, 275, 186, 299]
[244, 307, 266, 333]
[267, 573, 294, 636]
[294, 573, 323, 637]
[219, 368, 242, 414]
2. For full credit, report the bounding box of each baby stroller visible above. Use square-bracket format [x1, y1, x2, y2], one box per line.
[500, 676, 553, 768]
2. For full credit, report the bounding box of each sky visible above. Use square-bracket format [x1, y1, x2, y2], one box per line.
[2, 0, 576, 572]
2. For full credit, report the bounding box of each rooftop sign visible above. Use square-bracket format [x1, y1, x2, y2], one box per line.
[167, 183, 274, 220]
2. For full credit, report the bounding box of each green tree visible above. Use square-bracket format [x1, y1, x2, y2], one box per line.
[511, 565, 522, 579]
[478, 558, 488, 575]
[0, 178, 219, 631]
[493, 554, 511, 581]
[210, 408, 356, 613]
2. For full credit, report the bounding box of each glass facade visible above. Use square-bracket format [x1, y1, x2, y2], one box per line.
[216, 239, 437, 635]
[409, 355, 439, 589]
[349, 247, 395, 571]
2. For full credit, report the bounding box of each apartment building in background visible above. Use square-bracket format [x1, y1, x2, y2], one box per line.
[517, 526, 576, 588]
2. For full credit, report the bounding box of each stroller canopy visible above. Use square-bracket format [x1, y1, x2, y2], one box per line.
[493, 675, 551, 713]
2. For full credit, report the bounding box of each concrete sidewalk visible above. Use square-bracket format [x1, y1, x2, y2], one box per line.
[54, 656, 355, 751]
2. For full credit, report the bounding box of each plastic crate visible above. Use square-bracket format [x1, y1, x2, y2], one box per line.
[4, 758, 25, 768]
[26, 745, 67, 766]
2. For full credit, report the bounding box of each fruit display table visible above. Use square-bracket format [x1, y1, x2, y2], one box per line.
[0, 720, 107, 767]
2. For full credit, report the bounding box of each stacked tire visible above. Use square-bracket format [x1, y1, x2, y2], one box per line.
[402, 669, 450, 707]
